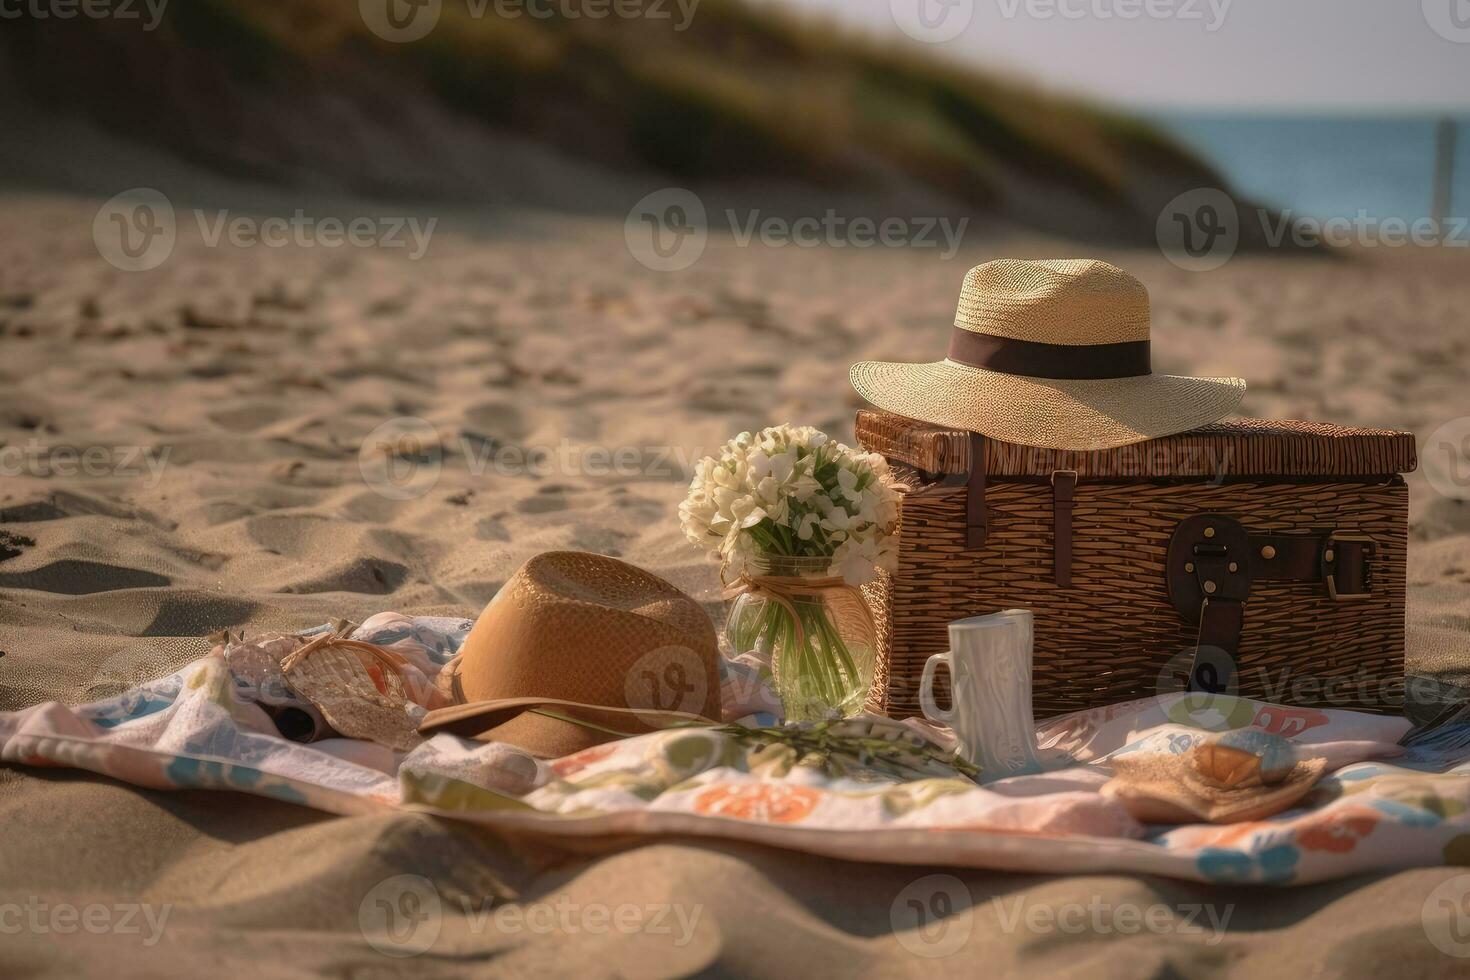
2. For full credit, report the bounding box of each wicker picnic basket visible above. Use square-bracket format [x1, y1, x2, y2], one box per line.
[856, 409, 1417, 719]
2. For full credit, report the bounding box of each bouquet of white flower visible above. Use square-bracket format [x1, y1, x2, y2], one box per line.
[679, 424, 901, 719]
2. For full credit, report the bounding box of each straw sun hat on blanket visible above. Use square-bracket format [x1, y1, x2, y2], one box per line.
[850, 258, 1246, 451]
[419, 552, 722, 759]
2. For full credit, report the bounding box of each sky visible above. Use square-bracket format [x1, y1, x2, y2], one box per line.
[762, 0, 1470, 111]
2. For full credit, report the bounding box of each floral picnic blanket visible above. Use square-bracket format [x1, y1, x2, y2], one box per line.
[3, 615, 1470, 886]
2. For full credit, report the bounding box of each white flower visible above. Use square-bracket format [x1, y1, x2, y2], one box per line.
[788, 471, 821, 501]
[832, 537, 883, 587]
[680, 423, 901, 583]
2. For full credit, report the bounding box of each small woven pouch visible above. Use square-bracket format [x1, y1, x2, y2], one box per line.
[281, 627, 423, 751]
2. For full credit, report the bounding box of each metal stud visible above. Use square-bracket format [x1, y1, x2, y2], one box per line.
[1204, 527, 1216, 538]
[1185, 562, 1195, 573]
[1228, 562, 1238, 573]
[1204, 580, 1217, 594]
[1261, 545, 1276, 560]
[1324, 548, 1335, 563]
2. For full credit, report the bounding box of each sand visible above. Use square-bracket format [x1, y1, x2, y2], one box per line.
[3, 189, 1470, 976]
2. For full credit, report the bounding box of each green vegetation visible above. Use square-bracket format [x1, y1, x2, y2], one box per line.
[156, 0, 1221, 206]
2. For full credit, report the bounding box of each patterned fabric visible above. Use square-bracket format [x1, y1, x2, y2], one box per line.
[3, 615, 1468, 885]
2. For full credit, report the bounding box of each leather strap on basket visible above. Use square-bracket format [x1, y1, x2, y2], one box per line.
[907, 431, 987, 549]
[966, 432, 987, 549]
[1166, 515, 1377, 694]
[1052, 470, 1077, 587]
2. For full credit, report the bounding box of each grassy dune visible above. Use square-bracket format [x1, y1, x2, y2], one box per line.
[159, 0, 1221, 206]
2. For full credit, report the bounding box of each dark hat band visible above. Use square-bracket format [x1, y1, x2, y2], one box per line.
[947, 328, 1152, 380]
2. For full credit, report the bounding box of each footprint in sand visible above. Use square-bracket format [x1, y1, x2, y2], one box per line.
[462, 401, 529, 442]
[282, 557, 410, 595]
[244, 513, 336, 557]
[139, 595, 259, 637]
[517, 485, 572, 514]
[0, 559, 171, 595]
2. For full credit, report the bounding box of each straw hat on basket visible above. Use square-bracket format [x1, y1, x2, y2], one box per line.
[419, 552, 722, 759]
[850, 258, 1246, 451]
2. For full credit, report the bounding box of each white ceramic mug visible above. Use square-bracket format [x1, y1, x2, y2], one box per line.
[920, 609, 1044, 781]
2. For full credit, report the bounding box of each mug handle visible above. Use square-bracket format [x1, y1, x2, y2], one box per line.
[919, 651, 957, 727]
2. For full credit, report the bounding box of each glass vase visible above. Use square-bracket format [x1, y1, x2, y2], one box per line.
[725, 554, 877, 722]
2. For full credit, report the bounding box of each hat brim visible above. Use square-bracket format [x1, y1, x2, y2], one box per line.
[419, 697, 718, 760]
[850, 359, 1246, 451]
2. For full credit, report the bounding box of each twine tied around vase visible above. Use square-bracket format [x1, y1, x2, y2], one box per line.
[721, 569, 877, 651]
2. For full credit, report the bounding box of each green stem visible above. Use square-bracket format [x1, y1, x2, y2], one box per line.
[806, 604, 843, 704]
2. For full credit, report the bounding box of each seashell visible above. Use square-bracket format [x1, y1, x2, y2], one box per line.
[1104, 751, 1327, 824]
[1188, 743, 1263, 789]
[219, 631, 315, 709]
[1190, 730, 1295, 787]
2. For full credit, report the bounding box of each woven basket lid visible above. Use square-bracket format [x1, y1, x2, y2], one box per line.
[856, 410, 1417, 479]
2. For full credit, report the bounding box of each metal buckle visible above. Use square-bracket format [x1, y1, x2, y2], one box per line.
[1324, 531, 1375, 601]
[1050, 468, 1078, 486]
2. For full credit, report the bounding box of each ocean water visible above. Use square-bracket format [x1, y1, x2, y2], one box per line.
[1149, 113, 1470, 223]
